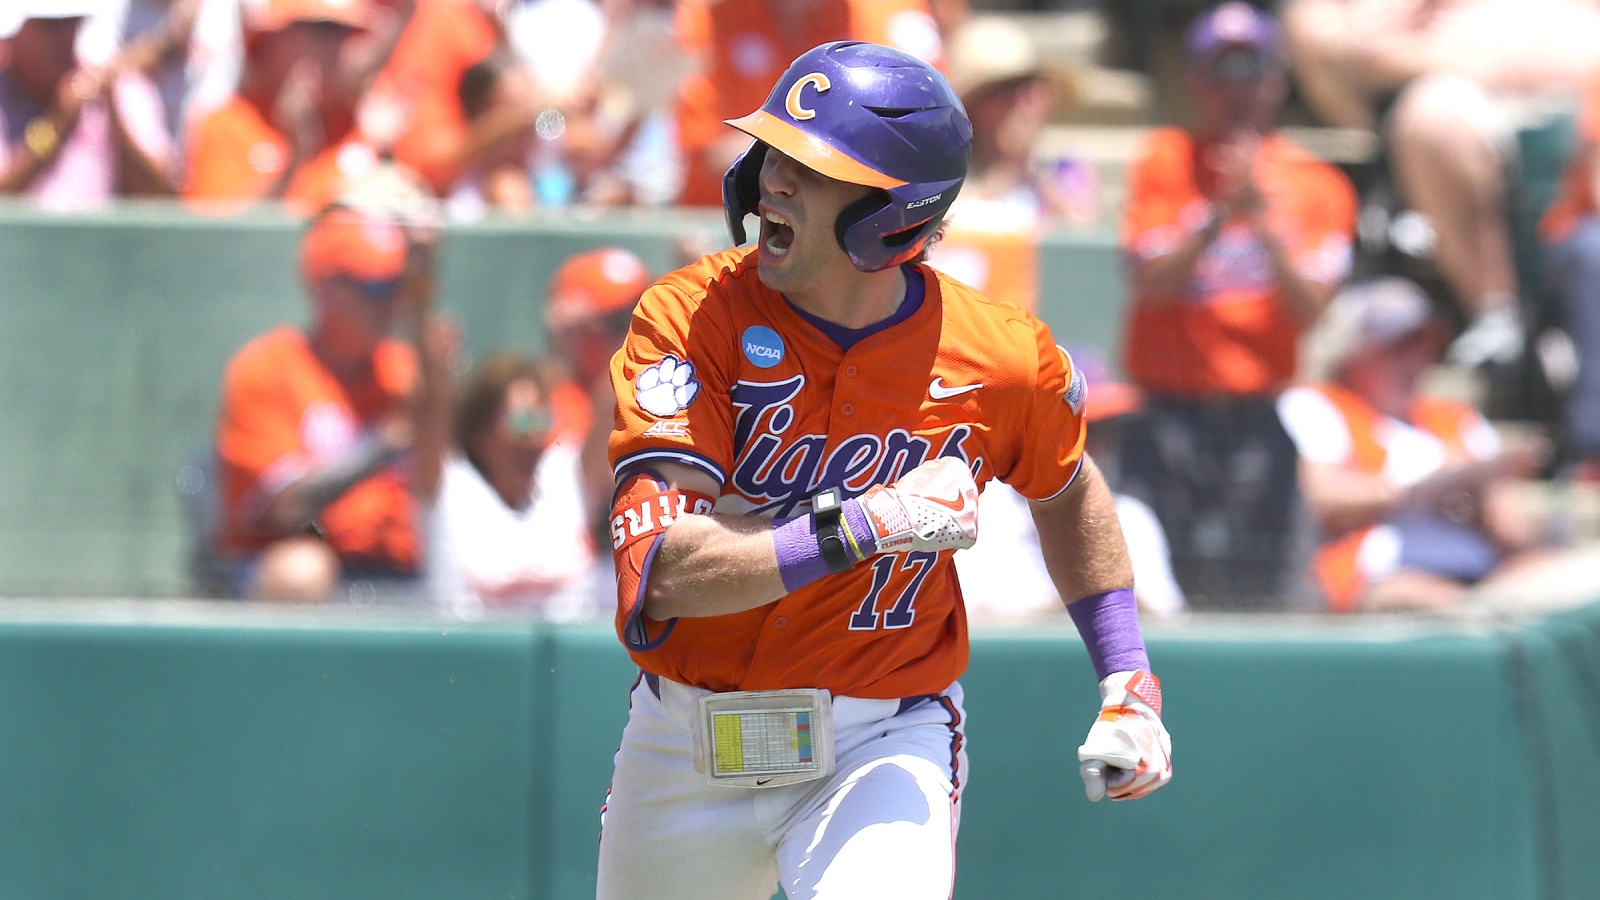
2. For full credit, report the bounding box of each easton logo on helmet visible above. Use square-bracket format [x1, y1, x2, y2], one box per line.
[906, 193, 944, 209]
[785, 73, 831, 121]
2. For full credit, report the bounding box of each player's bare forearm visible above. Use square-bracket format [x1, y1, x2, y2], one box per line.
[627, 461, 788, 619]
[1028, 455, 1135, 603]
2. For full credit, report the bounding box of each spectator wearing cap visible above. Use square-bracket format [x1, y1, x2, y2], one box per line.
[956, 347, 1186, 619]
[544, 247, 653, 522]
[0, 1, 173, 209]
[215, 206, 452, 601]
[673, 0, 945, 206]
[1117, 1, 1356, 609]
[1278, 277, 1549, 611]
[182, 0, 403, 213]
[423, 352, 600, 619]
[944, 16, 1083, 224]
[1284, 0, 1600, 368]
[925, 16, 1086, 315]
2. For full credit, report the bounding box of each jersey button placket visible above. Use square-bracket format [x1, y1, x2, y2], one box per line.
[840, 402, 854, 417]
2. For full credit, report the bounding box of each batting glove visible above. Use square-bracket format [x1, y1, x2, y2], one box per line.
[856, 457, 979, 555]
[1078, 670, 1172, 802]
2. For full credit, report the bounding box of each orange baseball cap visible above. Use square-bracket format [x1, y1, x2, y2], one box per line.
[300, 207, 407, 283]
[545, 248, 652, 330]
[248, 0, 371, 32]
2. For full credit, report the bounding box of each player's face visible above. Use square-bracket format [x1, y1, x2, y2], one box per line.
[755, 148, 876, 296]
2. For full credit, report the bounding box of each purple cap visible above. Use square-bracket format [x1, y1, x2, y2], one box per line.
[1185, 2, 1282, 69]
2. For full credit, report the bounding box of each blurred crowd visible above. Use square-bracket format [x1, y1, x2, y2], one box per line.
[6, 0, 1600, 617]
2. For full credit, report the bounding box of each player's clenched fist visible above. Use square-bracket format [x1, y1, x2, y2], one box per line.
[1077, 670, 1172, 802]
[857, 457, 979, 554]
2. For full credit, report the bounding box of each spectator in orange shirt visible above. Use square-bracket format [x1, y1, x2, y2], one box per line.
[183, 0, 380, 213]
[543, 246, 654, 522]
[367, 0, 499, 194]
[673, 0, 945, 206]
[1279, 277, 1548, 611]
[216, 206, 453, 601]
[1117, 2, 1357, 609]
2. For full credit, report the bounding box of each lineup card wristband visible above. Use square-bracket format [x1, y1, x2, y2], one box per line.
[690, 689, 835, 788]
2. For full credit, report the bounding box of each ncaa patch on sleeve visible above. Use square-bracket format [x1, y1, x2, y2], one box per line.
[742, 326, 785, 369]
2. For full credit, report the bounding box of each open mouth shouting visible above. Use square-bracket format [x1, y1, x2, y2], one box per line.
[759, 206, 796, 262]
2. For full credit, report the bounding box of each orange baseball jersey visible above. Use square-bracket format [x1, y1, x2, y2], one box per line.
[673, 0, 943, 207]
[608, 247, 1087, 699]
[1541, 76, 1600, 244]
[1121, 128, 1356, 398]
[183, 95, 360, 214]
[217, 326, 420, 570]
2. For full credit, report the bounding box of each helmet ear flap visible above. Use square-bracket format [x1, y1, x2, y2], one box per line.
[722, 141, 770, 245]
[834, 190, 891, 266]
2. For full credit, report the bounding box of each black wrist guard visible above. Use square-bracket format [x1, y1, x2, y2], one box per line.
[811, 487, 853, 574]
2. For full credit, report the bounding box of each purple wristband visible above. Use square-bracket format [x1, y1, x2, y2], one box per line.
[772, 498, 879, 592]
[773, 516, 831, 592]
[1067, 587, 1149, 682]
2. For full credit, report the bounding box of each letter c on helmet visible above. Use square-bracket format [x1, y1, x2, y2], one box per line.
[785, 73, 831, 121]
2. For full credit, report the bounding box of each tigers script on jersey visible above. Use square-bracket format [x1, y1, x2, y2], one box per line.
[608, 247, 1086, 699]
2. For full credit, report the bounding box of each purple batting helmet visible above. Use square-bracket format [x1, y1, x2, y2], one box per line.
[723, 41, 973, 273]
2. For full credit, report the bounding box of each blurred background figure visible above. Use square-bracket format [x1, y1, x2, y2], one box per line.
[944, 15, 1087, 225]
[673, 0, 947, 206]
[216, 206, 451, 602]
[365, 0, 498, 196]
[445, 53, 539, 218]
[183, 0, 389, 212]
[1280, 277, 1549, 611]
[956, 347, 1185, 621]
[424, 352, 598, 619]
[1541, 75, 1600, 483]
[76, 0, 241, 167]
[0, 1, 173, 209]
[1283, 0, 1600, 367]
[542, 246, 653, 523]
[1116, 2, 1356, 610]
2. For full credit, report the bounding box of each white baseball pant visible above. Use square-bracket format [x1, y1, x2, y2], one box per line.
[596, 675, 968, 900]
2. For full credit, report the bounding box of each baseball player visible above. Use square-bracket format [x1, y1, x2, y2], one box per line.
[598, 42, 1172, 900]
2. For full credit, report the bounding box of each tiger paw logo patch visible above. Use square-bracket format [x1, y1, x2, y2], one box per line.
[636, 355, 700, 417]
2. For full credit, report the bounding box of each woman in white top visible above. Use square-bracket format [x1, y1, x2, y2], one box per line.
[426, 353, 598, 619]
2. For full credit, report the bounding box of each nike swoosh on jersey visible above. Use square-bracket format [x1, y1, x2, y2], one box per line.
[928, 378, 982, 400]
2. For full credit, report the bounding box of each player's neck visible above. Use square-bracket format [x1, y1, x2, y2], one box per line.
[784, 265, 907, 331]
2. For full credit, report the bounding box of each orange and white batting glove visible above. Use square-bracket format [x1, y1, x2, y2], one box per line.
[855, 457, 979, 555]
[1078, 670, 1172, 802]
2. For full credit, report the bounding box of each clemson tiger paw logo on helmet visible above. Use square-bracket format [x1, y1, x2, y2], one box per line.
[636, 355, 700, 417]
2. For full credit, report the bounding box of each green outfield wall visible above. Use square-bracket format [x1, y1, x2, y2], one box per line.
[0, 203, 1122, 599]
[0, 601, 1594, 900]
